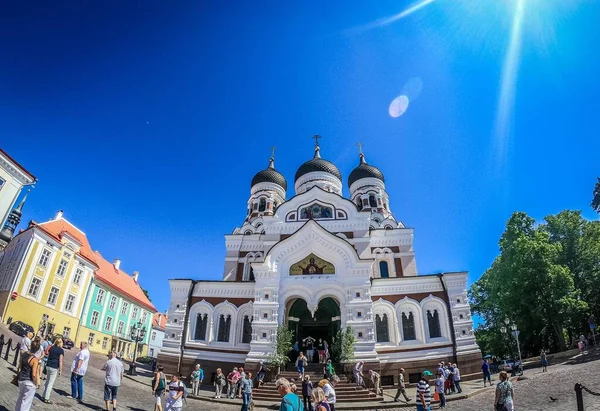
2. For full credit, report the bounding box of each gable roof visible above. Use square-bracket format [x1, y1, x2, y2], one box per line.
[35, 218, 98, 267]
[152, 312, 167, 330]
[0, 148, 37, 182]
[94, 251, 156, 313]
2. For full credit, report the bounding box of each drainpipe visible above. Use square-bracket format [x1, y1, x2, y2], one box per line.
[177, 280, 196, 375]
[437, 273, 458, 364]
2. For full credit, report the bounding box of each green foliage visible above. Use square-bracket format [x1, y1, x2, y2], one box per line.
[142, 289, 151, 302]
[592, 177, 600, 214]
[267, 325, 294, 368]
[331, 326, 356, 363]
[469, 211, 597, 356]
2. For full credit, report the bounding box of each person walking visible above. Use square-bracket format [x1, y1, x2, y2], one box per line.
[434, 370, 446, 409]
[311, 387, 330, 411]
[102, 351, 124, 411]
[14, 338, 40, 411]
[452, 364, 462, 394]
[68, 341, 90, 402]
[152, 365, 167, 411]
[481, 359, 492, 387]
[276, 377, 302, 411]
[237, 367, 246, 398]
[296, 352, 307, 379]
[494, 371, 515, 411]
[416, 370, 433, 411]
[353, 361, 364, 386]
[394, 368, 411, 402]
[322, 375, 339, 411]
[165, 374, 184, 411]
[227, 367, 240, 399]
[257, 362, 267, 386]
[39, 336, 50, 380]
[368, 370, 381, 396]
[302, 375, 314, 411]
[214, 368, 226, 399]
[190, 364, 204, 397]
[324, 360, 334, 380]
[42, 337, 64, 404]
[240, 372, 253, 411]
[540, 349, 548, 372]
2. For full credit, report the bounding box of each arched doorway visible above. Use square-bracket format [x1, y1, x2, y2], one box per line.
[287, 297, 341, 360]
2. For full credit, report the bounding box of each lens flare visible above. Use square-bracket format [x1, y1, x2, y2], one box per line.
[389, 95, 410, 118]
[350, 0, 437, 32]
[402, 77, 424, 101]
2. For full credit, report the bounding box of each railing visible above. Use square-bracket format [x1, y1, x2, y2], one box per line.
[0, 334, 22, 367]
[575, 383, 600, 410]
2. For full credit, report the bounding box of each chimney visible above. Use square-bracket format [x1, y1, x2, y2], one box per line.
[113, 259, 121, 270]
[54, 210, 63, 220]
[133, 271, 139, 282]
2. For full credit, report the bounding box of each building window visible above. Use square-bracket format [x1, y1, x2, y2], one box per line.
[121, 302, 128, 315]
[427, 310, 442, 338]
[217, 314, 231, 342]
[242, 315, 253, 344]
[88, 333, 95, 346]
[379, 261, 390, 278]
[357, 311, 362, 318]
[171, 334, 175, 338]
[132, 307, 139, 320]
[402, 312, 416, 341]
[90, 311, 100, 326]
[375, 314, 390, 343]
[64, 294, 76, 313]
[194, 314, 208, 341]
[27, 277, 42, 297]
[117, 321, 124, 336]
[56, 259, 68, 277]
[73, 268, 83, 285]
[96, 289, 105, 305]
[141, 311, 147, 324]
[63, 327, 71, 338]
[356, 198, 363, 211]
[104, 316, 113, 331]
[47, 286, 59, 305]
[38, 249, 52, 267]
[0, 177, 4, 190]
[109, 296, 117, 311]
[152, 331, 157, 341]
[258, 198, 266, 212]
[102, 337, 109, 350]
[369, 194, 377, 208]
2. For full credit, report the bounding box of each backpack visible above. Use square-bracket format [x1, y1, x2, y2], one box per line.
[182, 381, 189, 399]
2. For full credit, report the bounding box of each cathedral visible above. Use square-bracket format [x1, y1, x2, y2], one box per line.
[159, 139, 481, 384]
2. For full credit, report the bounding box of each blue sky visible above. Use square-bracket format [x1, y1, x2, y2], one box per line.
[2, 0, 599, 313]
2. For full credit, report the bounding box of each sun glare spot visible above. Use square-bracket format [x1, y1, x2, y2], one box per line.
[351, 0, 437, 32]
[389, 95, 410, 118]
[402, 77, 424, 101]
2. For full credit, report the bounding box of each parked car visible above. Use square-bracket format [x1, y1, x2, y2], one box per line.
[498, 359, 522, 374]
[136, 355, 154, 364]
[9, 321, 34, 337]
[54, 334, 75, 349]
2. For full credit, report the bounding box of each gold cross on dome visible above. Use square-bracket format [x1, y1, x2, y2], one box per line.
[312, 134, 321, 147]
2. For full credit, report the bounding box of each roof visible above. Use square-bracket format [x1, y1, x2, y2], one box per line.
[35, 218, 98, 267]
[251, 158, 287, 190]
[348, 154, 385, 188]
[93, 251, 157, 312]
[152, 312, 167, 330]
[294, 147, 342, 182]
[0, 148, 37, 181]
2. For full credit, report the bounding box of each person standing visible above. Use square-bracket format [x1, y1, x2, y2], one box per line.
[302, 375, 314, 411]
[39, 336, 50, 380]
[494, 371, 515, 411]
[311, 387, 330, 411]
[237, 367, 246, 398]
[68, 342, 90, 402]
[416, 370, 433, 411]
[276, 378, 302, 411]
[325, 360, 334, 380]
[166, 374, 184, 411]
[394, 368, 411, 402]
[322, 375, 339, 411]
[317, 339, 325, 364]
[323, 340, 329, 362]
[353, 361, 364, 386]
[152, 365, 167, 411]
[306, 338, 315, 364]
[368, 370, 381, 396]
[481, 359, 492, 387]
[102, 351, 124, 411]
[452, 364, 462, 394]
[240, 372, 253, 411]
[296, 352, 307, 379]
[434, 371, 446, 409]
[14, 339, 40, 411]
[190, 364, 204, 397]
[540, 349, 548, 372]
[42, 337, 64, 404]
[227, 367, 240, 399]
[214, 368, 226, 399]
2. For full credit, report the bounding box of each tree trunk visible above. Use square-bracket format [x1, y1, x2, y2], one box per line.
[553, 322, 567, 351]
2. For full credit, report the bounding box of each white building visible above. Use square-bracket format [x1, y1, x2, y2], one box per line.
[0, 149, 36, 229]
[159, 142, 481, 384]
[149, 312, 167, 358]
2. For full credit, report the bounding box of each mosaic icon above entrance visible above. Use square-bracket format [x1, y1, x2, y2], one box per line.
[289, 253, 335, 275]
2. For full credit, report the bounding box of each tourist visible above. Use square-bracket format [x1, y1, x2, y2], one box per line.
[152, 365, 167, 411]
[276, 377, 302, 411]
[434, 370, 446, 409]
[416, 370, 432, 411]
[453, 363, 462, 394]
[102, 351, 124, 411]
[311, 387, 330, 411]
[447, 363, 455, 394]
[237, 367, 246, 398]
[19, 332, 32, 354]
[494, 371, 515, 411]
[240, 372, 253, 411]
[368, 370, 381, 396]
[257, 362, 267, 386]
[317, 339, 325, 364]
[482, 359, 492, 387]
[39, 336, 50, 380]
[540, 349, 548, 372]
[14, 338, 40, 411]
[306, 337, 315, 364]
[322, 375, 339, 411]
[190, 363, 204, 397]
[394, 368, 411, 402]
[296, 352, 307, 379]
[214, 368, 226, 399]
[353, 361, 364, 386]
[227, 367, 240, 398]
[42, 336, 64, 404]
[324, 360, 334, 380]
[323, 340, 330, 362]
[302, 375, 314, 411]
[68, 341, 90, 402]
[166, 374, 184, 411]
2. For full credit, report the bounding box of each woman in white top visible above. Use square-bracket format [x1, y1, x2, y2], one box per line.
[353, 361, 364, 386]
[165, 374, 184, 411]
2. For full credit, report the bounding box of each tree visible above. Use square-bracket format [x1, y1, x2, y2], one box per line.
[592, 177, 600, 214]
[142, 289, 151, 302]
[331, 326, 356, 363]
[267, 325, 294, 371]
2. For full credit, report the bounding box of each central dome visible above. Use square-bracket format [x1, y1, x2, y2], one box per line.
[294, 147, 342, 182]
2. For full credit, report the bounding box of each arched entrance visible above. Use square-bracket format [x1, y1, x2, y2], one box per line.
[287, 297, 341, 358]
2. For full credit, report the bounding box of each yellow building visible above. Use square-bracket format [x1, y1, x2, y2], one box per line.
[0, 210, 97, 341]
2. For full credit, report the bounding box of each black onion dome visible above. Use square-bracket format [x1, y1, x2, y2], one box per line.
[251, 158, 287, 190]
[348, 153, 385, 188]
[294, 147, 342, 182]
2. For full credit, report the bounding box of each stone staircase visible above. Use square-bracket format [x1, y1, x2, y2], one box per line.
[251, 363, 382, 403]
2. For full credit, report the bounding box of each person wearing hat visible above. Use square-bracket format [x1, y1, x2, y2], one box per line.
[416, 370, 433, 411]
[394, 368, 411, 402]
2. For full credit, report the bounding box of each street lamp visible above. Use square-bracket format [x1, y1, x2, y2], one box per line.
[127, 320, 147, 376]
[500, 318, 523, 375]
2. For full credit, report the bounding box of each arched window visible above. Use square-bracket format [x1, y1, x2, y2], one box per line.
[375, 314, 390, 343]
[356, 198, 363, 211]
[369, 194, 377, 208]
[217, 314, 231, 342]
[249, 267, 255, 282]
[194, 313, 208, 341]
[242, 315, 253, 343]
[379, 261, 390, 278]
[427, 310, 442, 338]
[258, 198, 266, 212]
[402, 312, 416, 340]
